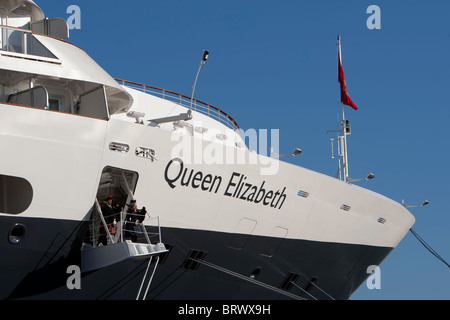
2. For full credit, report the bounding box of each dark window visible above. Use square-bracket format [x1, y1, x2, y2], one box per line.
[0, 175, 33, 214]
[280, 273, 300, 290]
[48, 98, 60, 111]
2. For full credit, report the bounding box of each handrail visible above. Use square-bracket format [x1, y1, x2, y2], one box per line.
[122, 215, 162, 245]
[0, 25, 32, 32]
[85, 204, 163, 246]
[115, 78, 240, 131]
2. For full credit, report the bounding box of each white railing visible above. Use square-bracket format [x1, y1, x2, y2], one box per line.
[115, 78, 240, 131]
[87, 202, 163, 247]
[122, 215, 163, 245]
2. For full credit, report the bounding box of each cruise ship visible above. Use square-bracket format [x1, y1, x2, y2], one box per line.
[0, 0, 415, 300]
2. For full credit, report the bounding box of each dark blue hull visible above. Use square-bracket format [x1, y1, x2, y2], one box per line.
[1, 216, 392, 300]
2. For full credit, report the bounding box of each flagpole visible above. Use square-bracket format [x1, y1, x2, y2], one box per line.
[337, 35, 350, 182]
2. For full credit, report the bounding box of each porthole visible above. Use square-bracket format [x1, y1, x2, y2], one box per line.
[8, 224, 26, 245]
[250, 267, 262, 279]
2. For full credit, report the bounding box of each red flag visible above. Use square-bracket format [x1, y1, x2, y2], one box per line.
[338, 52, 358, 110]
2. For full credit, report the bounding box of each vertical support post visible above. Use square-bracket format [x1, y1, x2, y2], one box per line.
[158, 216, 162, 244]
[95, 199, 114, 244]
[142, 223, 151, 244]
[22, 31, 27, 55]
[92, 208, 96, 248]
[120, 209, 124, 243]
[341, 114, 349, 182]
[0, 27, 3, 51]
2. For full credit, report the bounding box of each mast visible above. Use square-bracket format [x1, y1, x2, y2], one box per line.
[337, 35, 350, 183]
[331, 36, 372, 183]
[328, 36, 351, 182]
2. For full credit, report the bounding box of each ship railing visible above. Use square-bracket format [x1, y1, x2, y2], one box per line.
[85, 204, 163, 248]
[115, 78, 240, 132]
[121, 215, 163, 245]
[0, 25, 57, 60]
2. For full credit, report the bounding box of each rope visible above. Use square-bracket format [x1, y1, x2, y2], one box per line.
[301, 278, 336, 300]
[191, 258, 306, 300]
[410, 228, 450, 268]
[190, 258, 337, 300]
[289, 281, 317, 300]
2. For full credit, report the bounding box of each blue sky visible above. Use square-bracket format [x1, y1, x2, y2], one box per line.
[38, 0, 449, 299]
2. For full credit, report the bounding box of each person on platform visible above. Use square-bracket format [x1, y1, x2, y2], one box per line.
[125, 200, 147, 242]
[97, 195, 121, 245]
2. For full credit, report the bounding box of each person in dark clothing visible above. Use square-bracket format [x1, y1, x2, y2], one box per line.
[125, 200, 147, 242]
[98, 195, 121, 245]
[102, 195, 119, 224]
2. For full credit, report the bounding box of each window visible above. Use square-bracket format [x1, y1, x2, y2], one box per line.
[48, 98, 59, 111]
[0, 175, 33, 214]
[8, 86, 49, 109]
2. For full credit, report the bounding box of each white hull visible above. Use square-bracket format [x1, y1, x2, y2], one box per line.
[0, 99, 415, 249]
